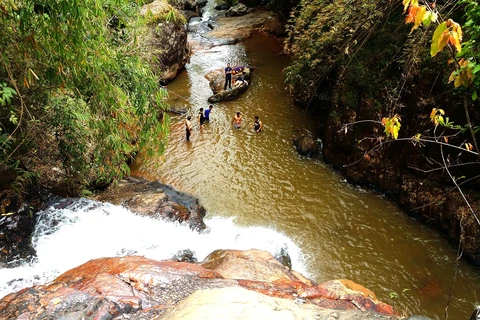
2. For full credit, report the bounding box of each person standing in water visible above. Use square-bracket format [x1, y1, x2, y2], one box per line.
[232, 111, 242, 129]
[204, 105, 213, 122]
[224, 63, 232, 90]
[185, 116, 192, 141]
[198, 108, 206, 129]
[251, 115, 263, 133]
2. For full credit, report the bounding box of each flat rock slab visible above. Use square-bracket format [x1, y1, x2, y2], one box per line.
[160, 287, 397, 320]
[206, 9, 285, 41]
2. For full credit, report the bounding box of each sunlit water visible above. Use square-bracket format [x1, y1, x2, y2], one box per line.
[0, 198, 305, 298]
[130, 29, 480, 320]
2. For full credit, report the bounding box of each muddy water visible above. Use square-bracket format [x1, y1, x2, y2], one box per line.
[131, 33, 480, 318]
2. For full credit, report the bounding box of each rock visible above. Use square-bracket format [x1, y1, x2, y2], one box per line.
[0, 250, 399, 320]
[172, 249, 197, 262]
[160, 286, 395, 320]
[139, 0, 191, 82]
[297, 279, 396, 315]
[204, 67, 252, 102]
[215, 3, 230, 10]
[471, 306, 480, 320]
[225, 3, 255, 17]
[92, 176, 207, 231]
[207, 82, 249, 103]
[206, 9, 285, 41]
[293, 129, 321, 158]
[0, 190, 39, 267]
[274, 247, 292, 270]
[187, 19, 213, 34]
[201, 249, 311, 284]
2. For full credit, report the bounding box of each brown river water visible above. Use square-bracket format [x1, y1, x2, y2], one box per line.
[131, 30, 480, 319]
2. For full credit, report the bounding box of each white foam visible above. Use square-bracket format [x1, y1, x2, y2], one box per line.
[0, 198, 307, 299]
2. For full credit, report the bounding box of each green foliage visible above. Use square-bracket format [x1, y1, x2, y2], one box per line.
[0, 0, 169, 195]
[283, 0, 394, 105]
[0, 83, 16, 106]
[460, 0, 480, 100]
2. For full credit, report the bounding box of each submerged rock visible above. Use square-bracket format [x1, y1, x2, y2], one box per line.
[0, 250, 400, 320]
[292, 129, 322, 158]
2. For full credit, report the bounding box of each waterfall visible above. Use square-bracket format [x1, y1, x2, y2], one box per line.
[0, 198, 307, 299]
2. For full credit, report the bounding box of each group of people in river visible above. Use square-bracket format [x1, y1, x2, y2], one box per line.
[183, 63, 259, 142]
[184, 106, 263, 142]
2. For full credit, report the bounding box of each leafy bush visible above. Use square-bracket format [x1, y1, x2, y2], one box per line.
[0, 0, 169, 195]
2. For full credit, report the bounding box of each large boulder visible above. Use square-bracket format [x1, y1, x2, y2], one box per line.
[92, 176, 207, 231]
[139, 0, 191, 82]
[204, 67, 252, 102]
[292, 129, 321, 158]
[0, 250, 400, 320]
[206, 9, 285, 41]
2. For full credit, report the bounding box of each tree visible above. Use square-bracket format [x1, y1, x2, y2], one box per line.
[0, 0, 169, 196]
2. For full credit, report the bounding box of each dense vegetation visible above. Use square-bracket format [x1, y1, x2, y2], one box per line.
[0, 0, 169, 197]
[283, 0, 480, 264]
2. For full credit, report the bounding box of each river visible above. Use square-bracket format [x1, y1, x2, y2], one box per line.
[1, 4, 479, 320]
[129, 11, 480, 320]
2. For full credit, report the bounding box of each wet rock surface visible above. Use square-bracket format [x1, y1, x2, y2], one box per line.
[0, 190, 43, 268]
[293, 129, 322, 158]
[205, 9, 285, 41]
[92, 176, 207, 231]
[0, 250, 400, 320]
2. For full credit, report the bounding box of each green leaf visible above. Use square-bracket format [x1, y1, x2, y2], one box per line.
[473, 90, 478, 101]
[431, 21, 447, 57]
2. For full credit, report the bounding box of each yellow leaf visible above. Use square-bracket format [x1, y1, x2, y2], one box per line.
[430, 108, 437, 121]
[449, 31, 462, 53]
[438, 30, 450, 53]
[443, 136, 449, 143]
[448, 71, 456, 83]
[454, 74, 463, 88]
[452, 21, 463, 40]
[465, 143, 473, 151]
[412, 6, 427, 32]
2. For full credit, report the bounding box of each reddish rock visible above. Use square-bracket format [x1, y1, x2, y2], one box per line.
[0, 250, 398, 320]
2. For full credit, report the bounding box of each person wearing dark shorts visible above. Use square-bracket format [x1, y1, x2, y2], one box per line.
[204, 105, 213, 122]
[185, 116, 192, 141]
[198, 108, 206, 127]
[224, 63, 232, 90]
